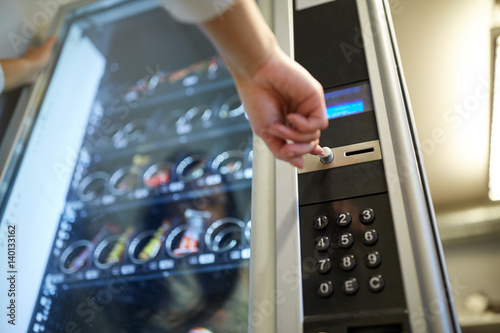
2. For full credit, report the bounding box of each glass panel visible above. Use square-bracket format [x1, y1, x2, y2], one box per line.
[0, 1, 252, 332]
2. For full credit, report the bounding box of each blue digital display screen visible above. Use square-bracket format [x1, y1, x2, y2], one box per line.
[324, 82, 373, 119]
[326, 100, 364, 118]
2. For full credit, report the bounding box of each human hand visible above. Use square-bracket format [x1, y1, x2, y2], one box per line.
[231, 44, 328, 168]
[1, 36, 56, 92]
[20, 36, 56, 84]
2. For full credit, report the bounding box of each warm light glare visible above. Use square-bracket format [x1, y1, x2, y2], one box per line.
[489, 36, 500, 200]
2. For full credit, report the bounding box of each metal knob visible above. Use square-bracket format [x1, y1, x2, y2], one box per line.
[319, 147, 334, 164]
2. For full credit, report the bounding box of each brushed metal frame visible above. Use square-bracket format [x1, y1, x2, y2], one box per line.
[273, 0, 304, 332]
[357, 0, 461, 332]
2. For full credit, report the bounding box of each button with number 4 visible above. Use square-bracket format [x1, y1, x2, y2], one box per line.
[315, 236, 330, 251]
[360, 208, 375, 224]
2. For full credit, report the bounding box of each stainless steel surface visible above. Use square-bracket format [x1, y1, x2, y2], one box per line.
[274, 1, 304, 332]
[358, 0, 460, 331]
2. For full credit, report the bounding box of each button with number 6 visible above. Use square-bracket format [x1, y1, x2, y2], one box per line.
[362, 229, 378, 245]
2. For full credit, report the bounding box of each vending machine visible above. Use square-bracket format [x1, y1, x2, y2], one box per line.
[0, 0, 252, 332]
[252, 0, 462, 332]
[0, 0, 462, 333]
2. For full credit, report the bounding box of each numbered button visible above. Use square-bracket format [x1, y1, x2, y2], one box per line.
[313, 215, 329, 230]
[315, 236, 331, 251]
[336, 212, 352, 227]
[340, 254, 356, 271]
[316, 258, 332, 274]
[365, 251, 382, 268]
[342, 278, 359, 295]
[338, 232, 354, 248]
[368, 275, 385, 293]
[317, 280, 334, 297]
[359, 208, 375, 224]
[362, 229, 378, 245]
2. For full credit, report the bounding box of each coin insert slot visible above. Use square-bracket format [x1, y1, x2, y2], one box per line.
[345, 147, 375, 157]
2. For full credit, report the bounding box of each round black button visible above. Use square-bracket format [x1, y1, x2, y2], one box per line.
[338, 232, 354, 248]
[340, 254, 356, 271]
[336, 212, 352, 227]
[317, 280, 334, 297]
[342, 278, 359, 295]
[365, 251, 382, 268]
[368, 275, 385, 293]
[316, 258, 332, 274]
[359, 208, 375, 224]
[315, 236, 331, 251]
[362, 229, 378, 245]
[313, 215, 329, 230]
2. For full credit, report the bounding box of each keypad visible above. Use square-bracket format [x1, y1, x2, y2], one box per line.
[306, 202, 391, 304]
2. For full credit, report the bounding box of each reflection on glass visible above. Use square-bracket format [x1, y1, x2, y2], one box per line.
[21, 1, 253, 332]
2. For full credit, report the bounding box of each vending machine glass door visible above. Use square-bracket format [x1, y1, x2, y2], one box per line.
[0, 1, 252, 332]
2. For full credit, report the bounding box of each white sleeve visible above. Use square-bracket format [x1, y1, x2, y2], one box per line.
[0, 63, 5, 94]
[158, 0, 237, 24]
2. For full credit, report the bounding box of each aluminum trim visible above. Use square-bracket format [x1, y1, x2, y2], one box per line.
[357, 0, 459, 332]
[274, 1, 304, 332]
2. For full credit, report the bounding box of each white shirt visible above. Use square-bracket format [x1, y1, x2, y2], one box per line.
[159, 0, 236, 23]
[0, 64, 5, 94]
[0, 0, 237, 94]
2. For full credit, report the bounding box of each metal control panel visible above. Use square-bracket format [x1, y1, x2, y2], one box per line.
[272, 0, 462, 332]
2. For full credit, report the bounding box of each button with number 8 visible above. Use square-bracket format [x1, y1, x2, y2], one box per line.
[340, 254, 356, 271]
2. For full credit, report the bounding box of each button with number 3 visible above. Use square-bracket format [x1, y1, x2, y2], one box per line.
[359, 208, 375, 224]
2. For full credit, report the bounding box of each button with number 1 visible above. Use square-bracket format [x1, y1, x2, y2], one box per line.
[313, 215, 329, 230]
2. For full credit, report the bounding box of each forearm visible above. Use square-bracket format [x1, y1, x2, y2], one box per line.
[200, 0, 277, 80]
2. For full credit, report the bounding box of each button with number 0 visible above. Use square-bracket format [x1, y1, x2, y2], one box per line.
[313, 215, 329, 230]
[359, 208, 375, 224]
[317, 280, 334, 297]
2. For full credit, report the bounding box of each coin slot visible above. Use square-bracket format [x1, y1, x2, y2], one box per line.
[345, 147, 375, 157]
